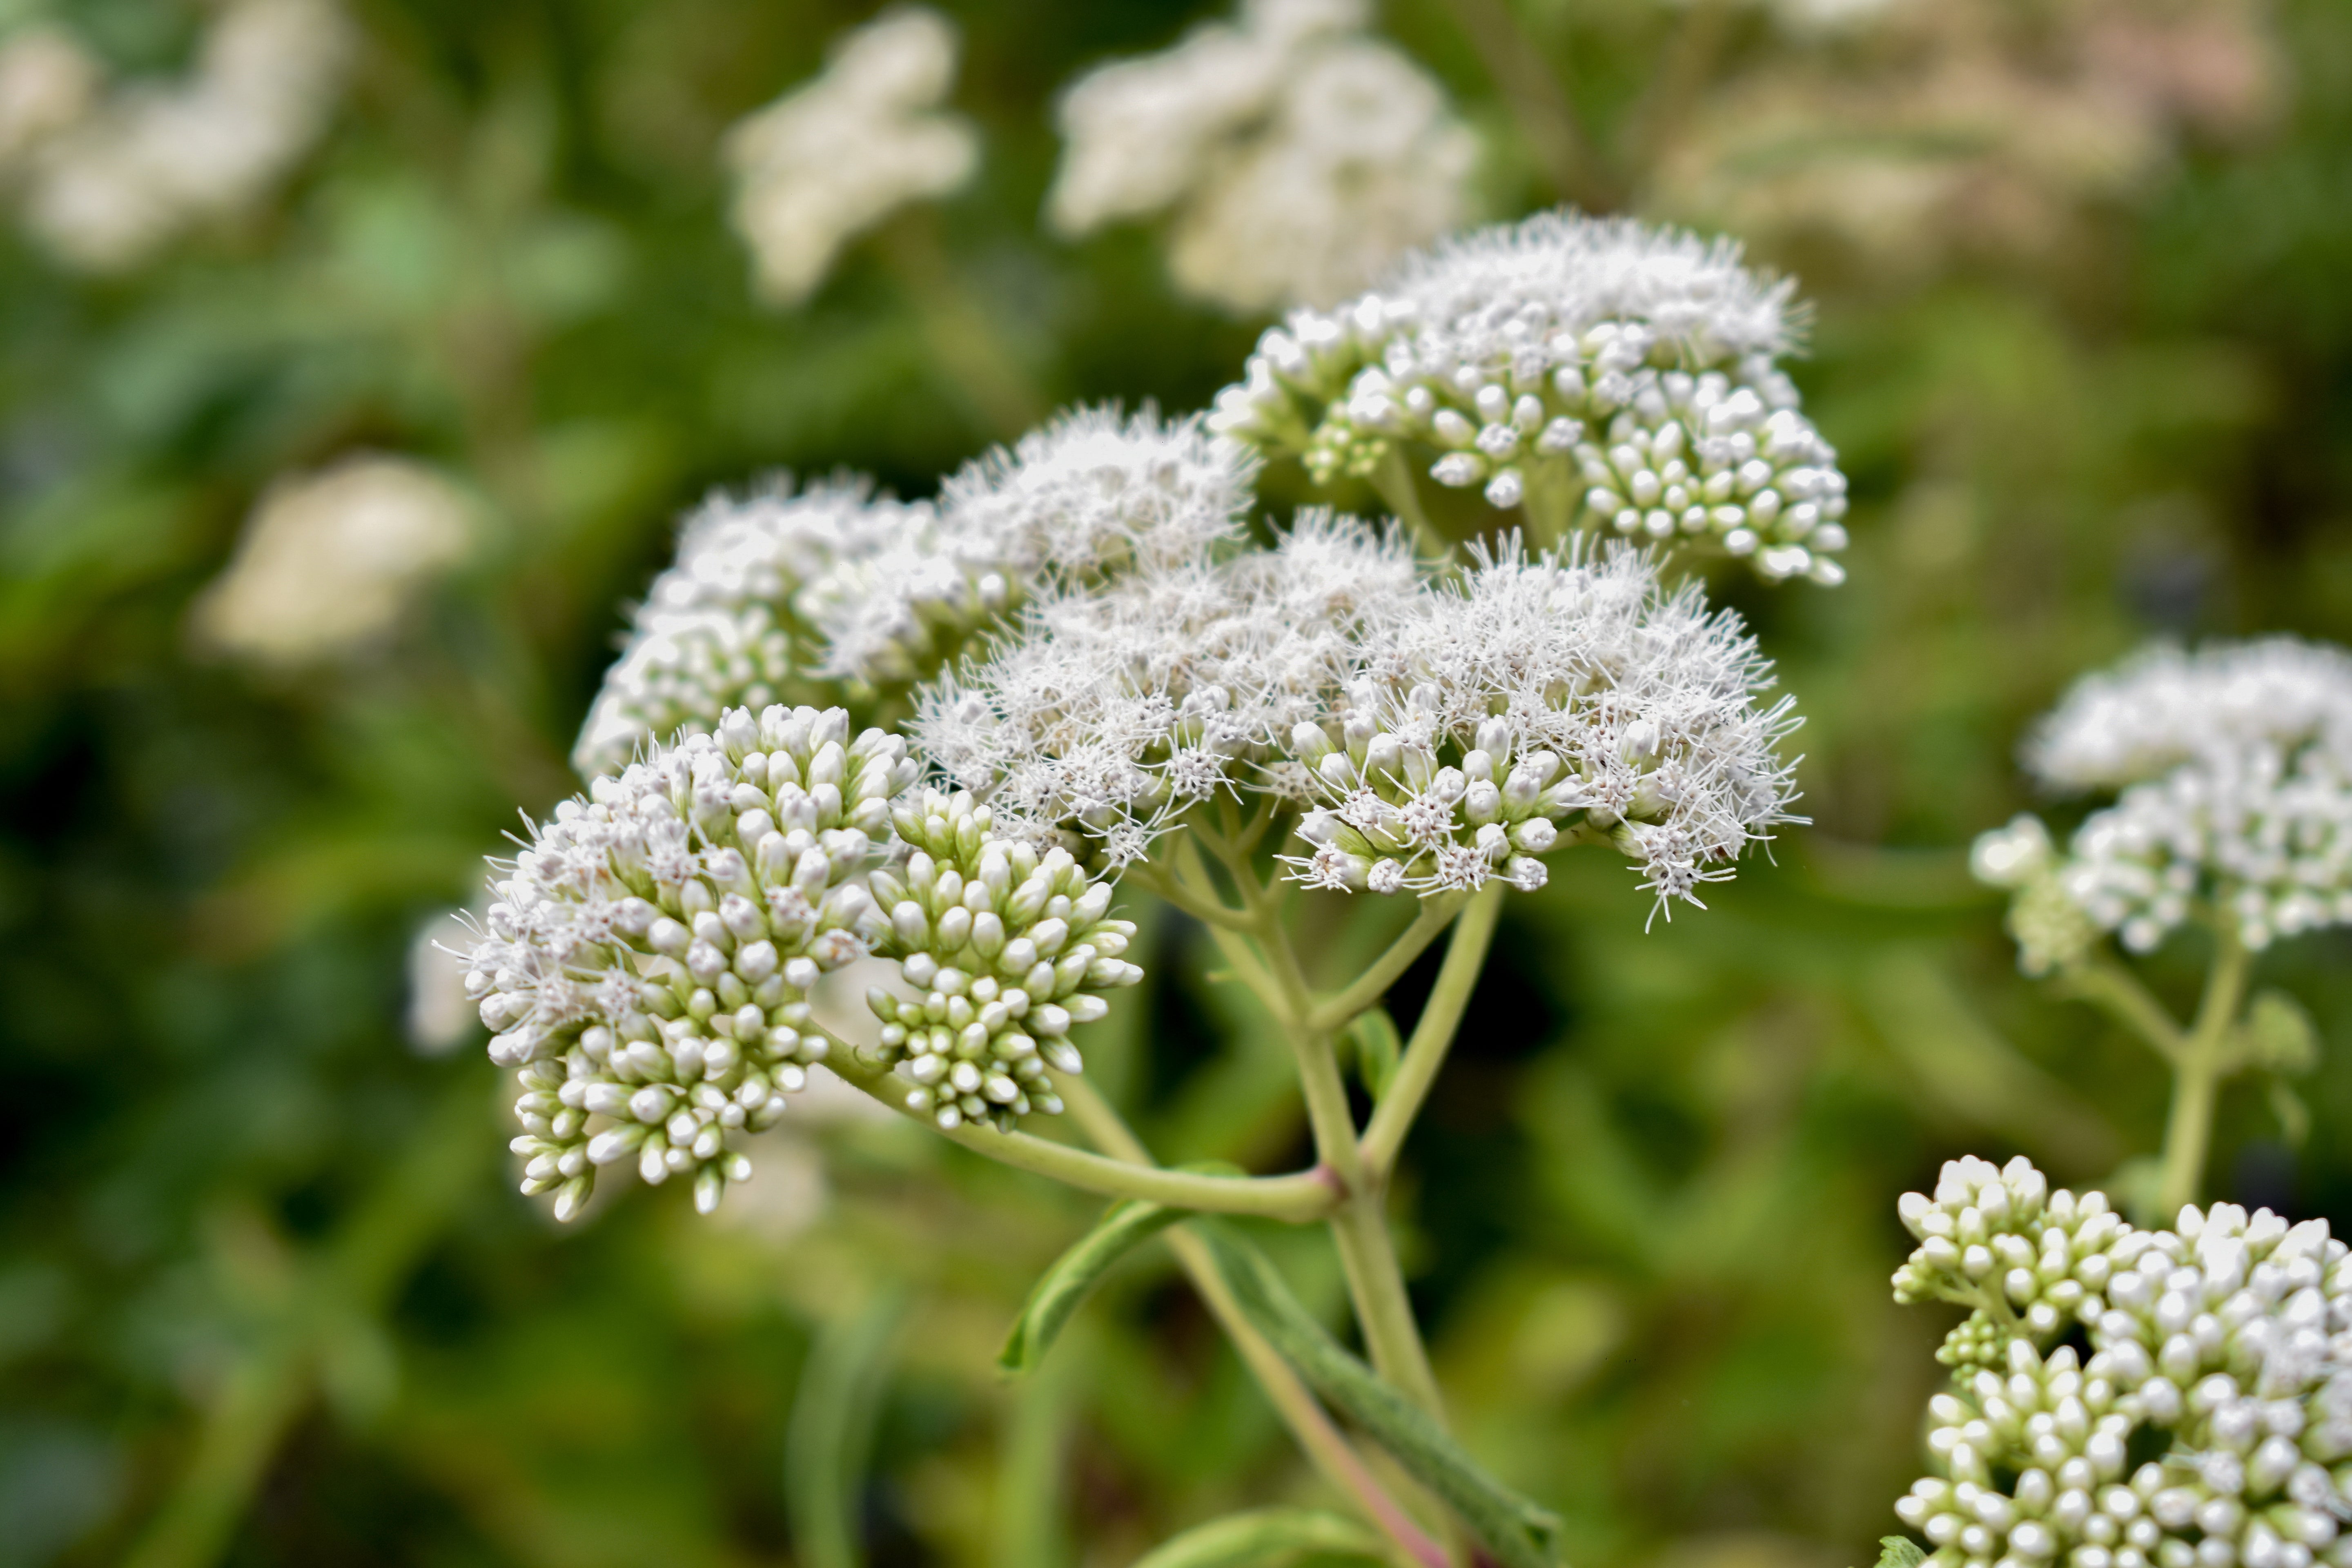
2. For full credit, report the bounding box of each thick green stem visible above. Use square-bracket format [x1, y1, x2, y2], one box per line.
[2154, 924, 2252, 1219]
[1361, 886, 1504, 1181]
[830, 1049, 1341, 1221]
[1372, 448, 1451, 563]
[1056, 1080, 1450, 1568]
[1203, 841, 1448, 1423]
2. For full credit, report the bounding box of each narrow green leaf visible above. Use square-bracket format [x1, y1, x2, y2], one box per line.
[1129, 1507, 1387, 1568]
[787, 1291, 906, 1568]
[999, 1198, 1185, 1374]
[1344, 1008, 1403, 1102]
[1196, 1223, 1563, 1568]
[1875, 1536, 1928, 1568]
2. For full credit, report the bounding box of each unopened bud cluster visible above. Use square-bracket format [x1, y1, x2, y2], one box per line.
[470, 705, 916, 1219]
[864, 789, 1141, 1131]
[1889, 1156, 2352, 1568]
[1287, 700, 1572, 895]
[1210, 209, 1849, 585]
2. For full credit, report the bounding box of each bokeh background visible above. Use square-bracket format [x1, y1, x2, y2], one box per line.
[5, 0, 2351, 1564]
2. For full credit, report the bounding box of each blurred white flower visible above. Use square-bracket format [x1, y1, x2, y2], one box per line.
[0, 28, 97, 167]
[406, 908, 481, 1056]
[1980, 638, 2352, 957]
[11, 0, 354, 272]
[723, 6, 979, 306]
[1048, 0, 1479, 312]
[191, 455, 476, 667]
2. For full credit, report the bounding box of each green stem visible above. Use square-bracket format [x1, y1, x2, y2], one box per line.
[1207, 841, 1448, 1423]
[1127, 860, 1254, 931]
[1055, 1080, 1451, 1568]
[2060, 956, 2187, 1063]
[121, 1346, 309, 1568]
[830, 1050, 1341, 1221]
[1309, 895, 1468, 1033]
[2154, 923, 2252, 1219]
[1360, 886, 1504, 1182]
[1372, 447, 1451, 564]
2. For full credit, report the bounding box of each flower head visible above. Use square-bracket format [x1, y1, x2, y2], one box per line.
[913, 510, 1419, 862]
[1888, 1154, 2352, 1568]
[1279, 537, 1802, 908]
[1978, 638, 2352, 957]
[572, 476, 927, 776]
[466, 705, 917, 1219]
[724, 6, 978, 305]
[1214, 207, 1850, 584]
[1047, 0, 1478, 312]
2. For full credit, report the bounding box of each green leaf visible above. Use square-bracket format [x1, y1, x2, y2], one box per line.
[1875, 1536, 1928, 1568]
[1343, 1008, 1402, 1102]
[1196, 1223, 1563, 1568]
[1128, 1508, 1387, 1568]
[999, 1198, 1186, 1374]
[787, 1291, 906, 1568]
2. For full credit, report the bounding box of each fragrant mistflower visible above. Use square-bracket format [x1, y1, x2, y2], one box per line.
[1047, 0, 1477, 312]
[915, 510, 1419, 864]
[1886, 1154, 2352, 1568]
[190, 455, 474, 666]
[817, 405, 1258, 689]
[467, 706, 916, 1219]
[861, 788, 1142, 1131]
[724, 6, 978, 305]
[12, 0, 352, 272]
[572, 477, 930, 776]
[1976, 639, 2352, 957]
[1282, 537, 1801, 907]
[1214, 208, 1851, 583]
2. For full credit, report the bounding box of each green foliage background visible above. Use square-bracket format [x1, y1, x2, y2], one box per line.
[4, 1, 2351, 1565]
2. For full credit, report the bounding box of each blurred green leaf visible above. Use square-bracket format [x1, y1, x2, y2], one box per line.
[1127, 1507, 1386, 1568]
[1198, 1223, 1562, 1568]
[999, 1198, 1185, 1376]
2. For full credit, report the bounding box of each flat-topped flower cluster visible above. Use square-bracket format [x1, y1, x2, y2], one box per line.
[463, 208, 1829, 1218]
[1214, 209, 1851, 583]
[1887, 1156, 2352, 1568]
[1976, 637, 2352, 964]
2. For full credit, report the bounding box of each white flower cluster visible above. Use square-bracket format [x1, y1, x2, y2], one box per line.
[0, 0, 353, 272]
[1047, 0, 1478, 312]
[191, 455, 475, 667]
[573, 408, 1259, 778]
[723, 6, 978, 305]
[1889, 1155, 2352, 1568]
[1976, 639, 2352, 957]
[1284, 539, 1801, 908]
[572, 477, 936, 776]
[862, 789, 1142, 1131]
[1212, 209, 1851, 584]
[468, 706, 916, 1220]
[914, 509, 1419, 866]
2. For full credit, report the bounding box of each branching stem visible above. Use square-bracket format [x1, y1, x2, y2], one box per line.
[1310, 895, 1470, 1034]
[1373, 447, 1451, 564]
[1056, 1080, 1451, 1568]
[831, 1052, 1341, 1221]
[1361, 886, 1504, 1181]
